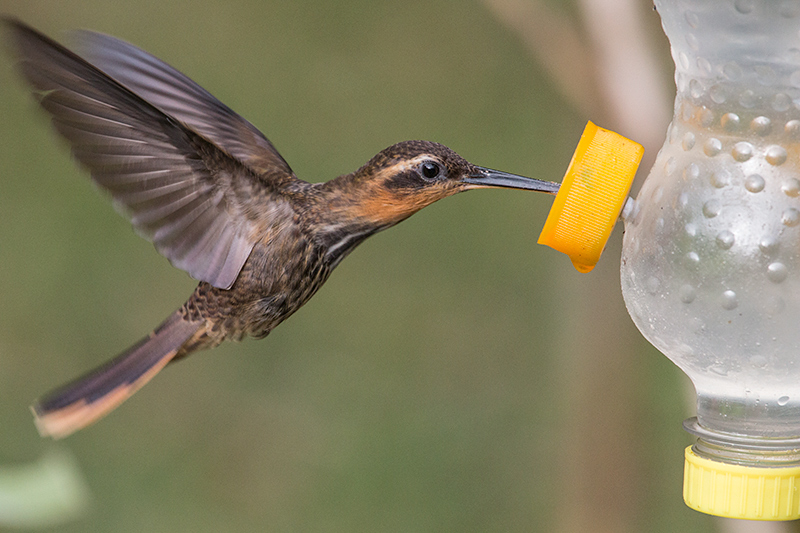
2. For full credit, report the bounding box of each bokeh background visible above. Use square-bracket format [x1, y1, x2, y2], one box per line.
[0, 0, 772, 531]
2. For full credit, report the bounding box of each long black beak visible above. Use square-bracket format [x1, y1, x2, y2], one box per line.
[462, 167, 560, 194]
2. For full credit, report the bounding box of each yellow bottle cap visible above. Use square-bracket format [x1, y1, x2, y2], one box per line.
[537, 121, 643, 272]
[684, 446, 800, 520]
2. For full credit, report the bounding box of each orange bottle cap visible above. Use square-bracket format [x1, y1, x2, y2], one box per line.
[538, 121, 643, 272]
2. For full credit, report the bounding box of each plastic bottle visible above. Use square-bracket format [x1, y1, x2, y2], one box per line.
[621, 0, 800, 520]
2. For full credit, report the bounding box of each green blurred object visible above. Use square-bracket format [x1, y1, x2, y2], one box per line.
[0, 450, 91, 528]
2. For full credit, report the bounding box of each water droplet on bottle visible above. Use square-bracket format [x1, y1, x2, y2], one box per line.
[680, 284, 696, 304]
[721, 112, 740, 130]
[680, 100, 693, 120]
[703, 199, 721, 218]
[689, 79, 703, 99]
[732, 141, 753, 161]
[740, 89, 757, 108]
[704, 138, 722, 156]
[711, 170, 730, 188]
[685, 33, 699, 51]
[679, 52, 690, 71]
[685, 251, 700, 267]
[716, 230, 735, 249]
[697, 57, 712, 76]
[778, 396, 791, 406]
[767, 262, 788, 283]
[783, 178, 800, 196]
[756, 65, 777, 85]
[750, 116, 772, 134]
[665, 157, 677, 175]
[683, 163, 700, 180]
[759, 237, 779, 255]
[782, 207, 800, 226]
[772, 92, 792, 111]
[682, 132, 696, 151]
[751, 355, 768, 368]
[721, 290, 738, 310]
[744, 174, 765, 192]
[766, 145, 788, 166]
[709, 84, 727, 103]
[699, 107, 714, 126]
[786, 119, 800, 137]
[685, 11, 699, 28]
[668, 124, 679, 144]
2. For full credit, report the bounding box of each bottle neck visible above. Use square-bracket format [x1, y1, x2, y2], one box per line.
[685, 417, 800, 467]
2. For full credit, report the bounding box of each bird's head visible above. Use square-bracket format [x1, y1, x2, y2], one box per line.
[325, 140, 559, 228]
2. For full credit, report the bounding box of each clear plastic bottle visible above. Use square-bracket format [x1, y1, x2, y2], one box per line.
[621, 0, 800, 520]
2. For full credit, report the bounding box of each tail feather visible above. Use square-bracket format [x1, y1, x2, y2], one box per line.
[32, 311, 200, 439]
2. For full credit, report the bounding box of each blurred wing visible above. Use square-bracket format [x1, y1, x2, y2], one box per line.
[69, 28, 294, 178]
[4, 19, 296, 289]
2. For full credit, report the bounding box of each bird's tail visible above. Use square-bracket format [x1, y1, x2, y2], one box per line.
[31, 311, 201, 439]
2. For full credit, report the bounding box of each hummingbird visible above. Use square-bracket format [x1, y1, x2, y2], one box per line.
[3, 18, 559, 439]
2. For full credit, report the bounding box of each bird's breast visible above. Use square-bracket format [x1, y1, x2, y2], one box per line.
[183, 222, 332, 342]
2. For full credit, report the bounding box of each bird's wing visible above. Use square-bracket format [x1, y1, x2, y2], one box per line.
[5, 18, 298, 290]
[68, 28, 294, 178]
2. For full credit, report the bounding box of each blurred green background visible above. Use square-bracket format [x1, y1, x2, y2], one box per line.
[0, 0, 718, 531]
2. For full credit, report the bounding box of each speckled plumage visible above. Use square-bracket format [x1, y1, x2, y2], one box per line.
[4, 18, 558, 438]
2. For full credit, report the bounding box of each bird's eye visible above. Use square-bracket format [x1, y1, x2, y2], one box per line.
[420, 161, 441, 180]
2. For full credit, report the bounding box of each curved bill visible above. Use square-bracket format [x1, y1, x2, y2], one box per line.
[462, 167, 560, 194]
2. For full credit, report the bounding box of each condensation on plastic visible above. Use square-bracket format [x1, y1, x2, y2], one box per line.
[622, 0, 800, 439]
